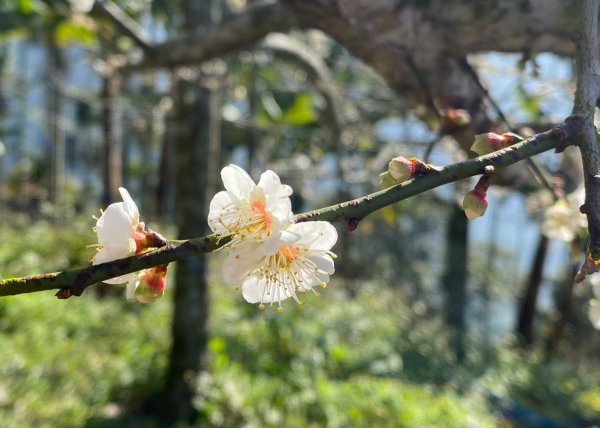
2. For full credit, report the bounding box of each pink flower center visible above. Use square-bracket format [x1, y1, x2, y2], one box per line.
[279, 244, 298, 264]
[251, 199, 272, 231]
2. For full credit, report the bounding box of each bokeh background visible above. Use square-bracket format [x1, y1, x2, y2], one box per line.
[0, 1, 598, 427]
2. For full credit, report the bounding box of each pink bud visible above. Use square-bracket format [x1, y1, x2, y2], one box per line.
[135, 265, 168, 303]
[379, 171, 397, 188]
[471, 132, 522, 156]
[388, 157, 424, 182]
[463, 190, 488, 220]
[441, 108, 471, 129]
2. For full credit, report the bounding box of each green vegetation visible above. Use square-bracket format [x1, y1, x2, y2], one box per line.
[0, 219, 596, 427]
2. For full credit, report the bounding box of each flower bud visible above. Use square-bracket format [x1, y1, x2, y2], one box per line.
[387, 156, 428, 182]
[471, 132, 522, 156]
[463, 172, 492, 220]
[463, 190, 488, 220]
[441, 108, 471, 133]
[134, 265, 168, 303]
[379, 171, 397, 189]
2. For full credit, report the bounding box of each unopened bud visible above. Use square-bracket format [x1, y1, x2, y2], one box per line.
[387, 156, 429, 182]
[463, 190, 488, 220]
[471, 132, 522, 156]
[441, 108, 471, 131]
[463, 171, 493, 220]
[379, 171, 397, 189]
[134, 265, 168, 303]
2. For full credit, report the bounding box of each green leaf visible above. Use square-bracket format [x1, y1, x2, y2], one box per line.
[18, 0, 34, 14]
[280, 93, 317, 126]
[54, 20, 97, 47]
[260, 93, 283, 122]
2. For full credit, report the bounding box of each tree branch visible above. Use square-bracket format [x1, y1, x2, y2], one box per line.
[90, 0, 153, 53]
[126, 1, 298, 70]
[0, 119, 576, 298]
[573, 0, 600, 279]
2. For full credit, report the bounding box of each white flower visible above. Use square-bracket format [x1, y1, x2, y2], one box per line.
[541, 187, 587, 242]
[223, 221, 338, 308]
[208, 164, 293, 248]
[93, 187, 142, 285]
[589, 300, 600, 329]
[587, 275, 600, 329]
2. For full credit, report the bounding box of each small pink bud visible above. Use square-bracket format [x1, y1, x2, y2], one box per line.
[388, 157, 424, 182]
[463, 190, 488, 220]
[134, 225, 151, 253]
[135, 265, 168, 303]
[441, 108, 471, 132]
[471, 132, 522, 156]
[379, 171, 397, 188]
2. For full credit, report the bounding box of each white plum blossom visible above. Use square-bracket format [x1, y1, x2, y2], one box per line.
[223, 221, 338, 309]
[93, 187, 145, 287]
[541, 187, 587, 242]
[208, 165, 293, 249]
[209, 164, 340, 309]
[589, 300, 600, 330]
[588, 274, 600, 329]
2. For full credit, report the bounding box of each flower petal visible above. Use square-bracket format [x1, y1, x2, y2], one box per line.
[241, 276, 292, 304]
[221, 164, 256, 200]
[92, 244, 132, 265]
[104, 272, 139, 285]
[308, 253, 335, 274]
[222, 246, 264, 284]
[207, 191, 236, 234]
[290, 221, 338, 250]
[96, 203, 136, 247]
[590, 301, 600, 329]
[241, 276, 266, 303]
[126, 275, 140, 299]
[118, 187, 139, 224]
[258, 170, 293, 199]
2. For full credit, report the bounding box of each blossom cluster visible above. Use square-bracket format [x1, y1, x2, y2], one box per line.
[208, 164, 337, 310]
[541, 186, 586, 242]
[92, 187, 167, 303]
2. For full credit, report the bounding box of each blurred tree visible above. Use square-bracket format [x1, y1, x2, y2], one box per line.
[153, 0, 223, 424]
[441, 202, 469, 363]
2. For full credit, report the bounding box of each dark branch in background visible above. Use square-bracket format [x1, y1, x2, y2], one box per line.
[125, 1, 299, 71]
[458, 57, 558, 199]
[261, 34, 344, 136]
[90, 0, 153, 53]
[573, 0, 600, 280]
[0, 119, 576, 298]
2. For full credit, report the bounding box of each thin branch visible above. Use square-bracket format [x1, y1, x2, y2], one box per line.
[459, 57, 558, 199]
[573, 0, 600, 278]
[0, 119, 576, 298]
[125, 1, 298, 71]
[295, 122, 573, 224]
[91, 0, 153, 53]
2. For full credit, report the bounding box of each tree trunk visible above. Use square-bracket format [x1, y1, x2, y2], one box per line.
[545, 262, 579, 353]
[101, 72, 122, 206]
[156, 0, 222, 424]
[47, 39, 66, 222]
[442, 202, 469, 363]
[516, 234, 548, 346]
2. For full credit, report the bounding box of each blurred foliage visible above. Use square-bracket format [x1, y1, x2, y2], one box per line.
[1, 219, 599, 427]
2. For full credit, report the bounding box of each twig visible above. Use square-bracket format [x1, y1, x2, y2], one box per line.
[124, 1, 297, 70]
[91, 1, 153, 53]
[0, 119, 576, 298]
[459, 57, 558, 199]
[573, 0, 600, 279]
